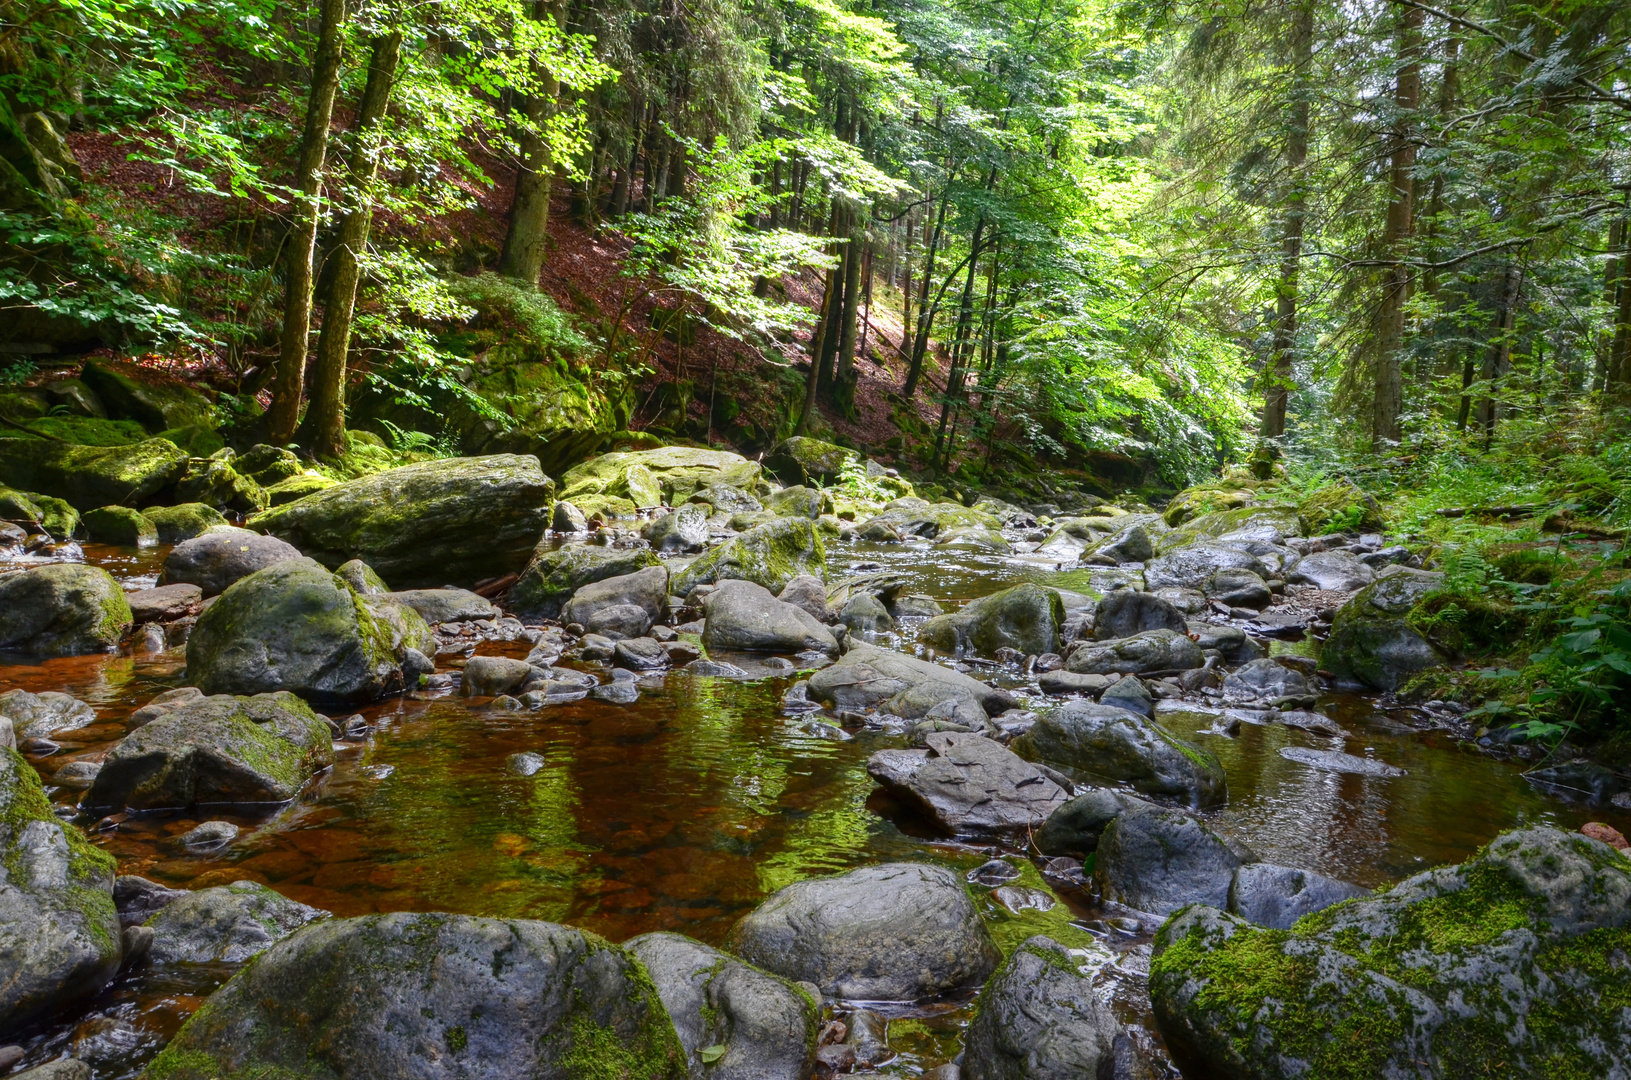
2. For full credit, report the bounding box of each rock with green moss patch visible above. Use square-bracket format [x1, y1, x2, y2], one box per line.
[764, 436, 859, 487]
[961, 935, 1121, 1080]
[1149, 826, 1631, 1079]
[82, 505, 157, 547]
[762, 485, 828, 520]
[1, 747, 122, 1039]
[185, 558, 408, 704]
[1015, 700, 1226, 807]
[161, 527, 302, 597]
[560, 447, 762, 510]
[0, 437, 188, 510]
[146, 879, 327, 963]
[510, 542, 661, 621]
[140, 911, 687, 1080]
[141, 502, 227, 543]
[1154, 506, 1301, 555]
[234, 445, 302, 486]
[918, 584, 1064, 658]
[1064, 629, 1203, 676]
[0, 563, 132, 656]
[173, 458, 267, 514]
[1161, 485, 1254, 527]
[1297, 479, 1383, 534]
[626, 931, 818, 1080]
[854, 496, 1001, 540]
[0, 486, 79, 538]
[671, 518, 826, 598]
[806, 642, 1017, 725]
[251, 455, 554, 588]
[1321, 566, 1447, 691]
[79, 359, 216, 432]
[86, 691, 334, 810]
[262, 472, 337, 506]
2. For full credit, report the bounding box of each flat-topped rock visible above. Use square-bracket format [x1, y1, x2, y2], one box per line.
[868, 731, 1068, 839]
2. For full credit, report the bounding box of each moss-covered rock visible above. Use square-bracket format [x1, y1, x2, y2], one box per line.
[509, 542, 662, 622]
[0, 437, 188, 510]
[0, 485, 79, 538]
[854, 496, 1001, 540]
[146, 879, 328, 964]
[1149, 827, 1631, 1080]
[263, 472, 337, 506]
[173, 457, 268, 514]
[79, 358, 216, 432]
[1297, 479, 1383, 534]
[0, 563, 132, 656]
[0, 415, 149, 445]
[559, 447, 762, 509]
[141, 911, 687, 1080]
[1162, 485, 1253, 527]
[1015, 700, 1226, 808]
[234, 444, 303, 486]
[1, 746, 121, 1040]
[1154, 505, 1302, 555]
[671, 518, 826, 597]
[85, 691, 334, 810]
[141, 502, 228, 543]
[918, 584, 1064, 657]
[251, 455, 554, 588]
[82, 504, 157, 547]
[763, 436, 860, 487]
[1321, 567, 1447, 691]
[185, 558, 406, 704]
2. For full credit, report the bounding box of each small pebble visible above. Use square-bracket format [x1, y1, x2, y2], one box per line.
[180, 820, 240, 851]
[1582, 822, 1629, 851]
[506, 751, 547, 777]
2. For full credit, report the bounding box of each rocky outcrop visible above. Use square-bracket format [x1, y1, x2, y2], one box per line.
[0, 437, 188, 510]
[146, 880, 328, 963]
[868, 732, 1068, 839]
[160, 527, 302, 597]
[807, 642, 1016, 725]
[85, 692, 333, 810]
[671, 518, 826, 597]
[558, 447, 762, 513]
[727, 862, 999, 1000]
[142, 912, 686, 1080]
[509, 543, 660, 621]
[1321, 566, 1447, 691]
[701, 579, 839, 655]
[961, 936, 1119, 1080]
[1015, 701, 1226, 807]
[918, 584, 1064, 657]
[1150, 827, 1626, 1079]
[0, 563, 132, 656]
[251, 455, 555, 588]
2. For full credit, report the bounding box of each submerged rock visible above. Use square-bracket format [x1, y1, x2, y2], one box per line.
[868, 731, 1068, 840]
[671, 518, 827, 597]
[160, 527, 302, 597]
[1150, 827, 1629, 1079]
[0, 748, 122, 1040]
[509, 543, 660, 621]
[702, 579, 839, 655]
[626, 932, 819, 1080]
[0, 563, 132, 657]
[1015, 701, 1226, 807]
[727, 862, 999, 1000]
[146, 880, 328, 963]
[961, 936, 1119, 1080]
[142, 912, 686, 1080]
[918, 584, 1064, 658]
[85, 692, 333, 810]
[807, 642, 1016, 725]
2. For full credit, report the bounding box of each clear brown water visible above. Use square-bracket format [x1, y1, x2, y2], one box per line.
[5, 537, 1629, 1078]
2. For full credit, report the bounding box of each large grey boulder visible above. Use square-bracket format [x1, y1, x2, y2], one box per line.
[0, 689, 95, 739]
[509, 543, 660, 621]
[0, 563, 132, 656]
[1321, 566, 1447, 691]
[806, 643, 1016, 725]
[1150, 827, 1631, 1079]
[867, 732, 1068, 840]
[702, 579, 839, 655]
[146, 880, 328, 963]
[160, 527, 303, 597]
[1145, 543, 1268, 591]
[388, 588, 496, 625]
[1091, 523, 1156, 564]
[1222, 658, 1312, 702]
[1204, 567, 1272, 609]
[1226, 863, 1368, 930]
[1, 748, 121, 1039]
[626, 932, 818, 1080]
[1091, 589, 1187, 641]
[1094, 805, 1253, 916]
[560, 446, 762, 507]
[186, 558, 412, 703]
[562, 565, 669, 639]
[141, 912, 686, 1080]
[1016, 701, 1226, 807]
[1034, 787, 1157, 860]
[251, 455, 555, 588]
[1288, 549, 1374, 592]
[671, 518, 827, 597]
[727, 863, 999, 1000]
[641, 505, 710, 553]
[85, 692, 334, 811]
[918, 584, 1063, 657]
[962, 936, 1119, 1080]
[1065, 629, 1203, 675]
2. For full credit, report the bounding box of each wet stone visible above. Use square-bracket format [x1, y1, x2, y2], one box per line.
[179, 820, 240, 851]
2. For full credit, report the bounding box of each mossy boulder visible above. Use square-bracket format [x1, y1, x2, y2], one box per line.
[79, 358, 216, 432]
[1, 747, 122, 1040]
[161, 527, 302, 597]
[918, 584, 1065, 658]
[185, 558, 407, 704]
[251, 455, 554, 588]
[0, 486, 79, 538]
[509, 542, 662, 622]
[961, 935, 1119, 1080]
[263, 472, 337, 506]
[0, 563, 132, 656]
[0, 415, 148, 445]
[146, 879, 328, 964]
[141, 911, 687, 1080]
[1321, 566, 1447, 691]
[1015, 700, 1226, 808]
[1297, 479, 1383, 534]
[1162, 485, 1254, 527]
[559, 447, 762, 509]
[85, 691, 334, 810]
[671, 518, 826, 597]
[173, 457, 268, 514]
[141, 502, 228, 543]
[82, 504, 157, 547]
[1149, 826, 1631, 1080]
[855, 496, 1001, 540]
[0, 437, 188, 510]
[1154, 505, 1302, 555]
[763, 436, 859, 487]
[806, 642, 1017, 725]
[235, 444, 303, 486]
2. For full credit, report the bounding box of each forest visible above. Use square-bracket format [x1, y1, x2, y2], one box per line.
[3, 0, 1631, 1076]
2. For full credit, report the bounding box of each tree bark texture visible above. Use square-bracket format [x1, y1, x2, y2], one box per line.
[1372, 1, 1422, 448]
[1260, 0, 1313, 440]
[498, 0, 562, 283]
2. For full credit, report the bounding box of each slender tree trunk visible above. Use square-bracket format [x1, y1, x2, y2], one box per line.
[833, 214, 865, 416]
[900, 208, 914, 359]
[1608, 217, 1631, 403]
[497, 0, 562, 283]
[1260, 0, 1313, 441]
[933, 221, 985, 466]
[1476, 264, 1520, 441]
[1594, 218, 1622, 393]
[904, 191, 949, 397]
[267, 0, 347, 444]
[1372, 1, 1423, 448]
[300, 31, 402, 459]
[795, 265, 841, 435]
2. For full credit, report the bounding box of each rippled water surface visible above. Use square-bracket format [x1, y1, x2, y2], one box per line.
[5, 536, 1629, 1077]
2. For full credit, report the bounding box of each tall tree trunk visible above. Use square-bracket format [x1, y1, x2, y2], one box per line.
[933, 220, 985, 466]
[903, 190, 949, 397]
[1259, 0, 1313, 441]
[1608, 218, 1631, 403]
[1594, 218, 1622, 393]
[1371, 1, 1422, 448]
[299, 31, 402, 459]
[497, 0, 561, 283]
[267, 0, 347, 444]
[832, 214, 865, 417]
[795, 265, 841, 435]
[1476, 264, 1520, 441]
